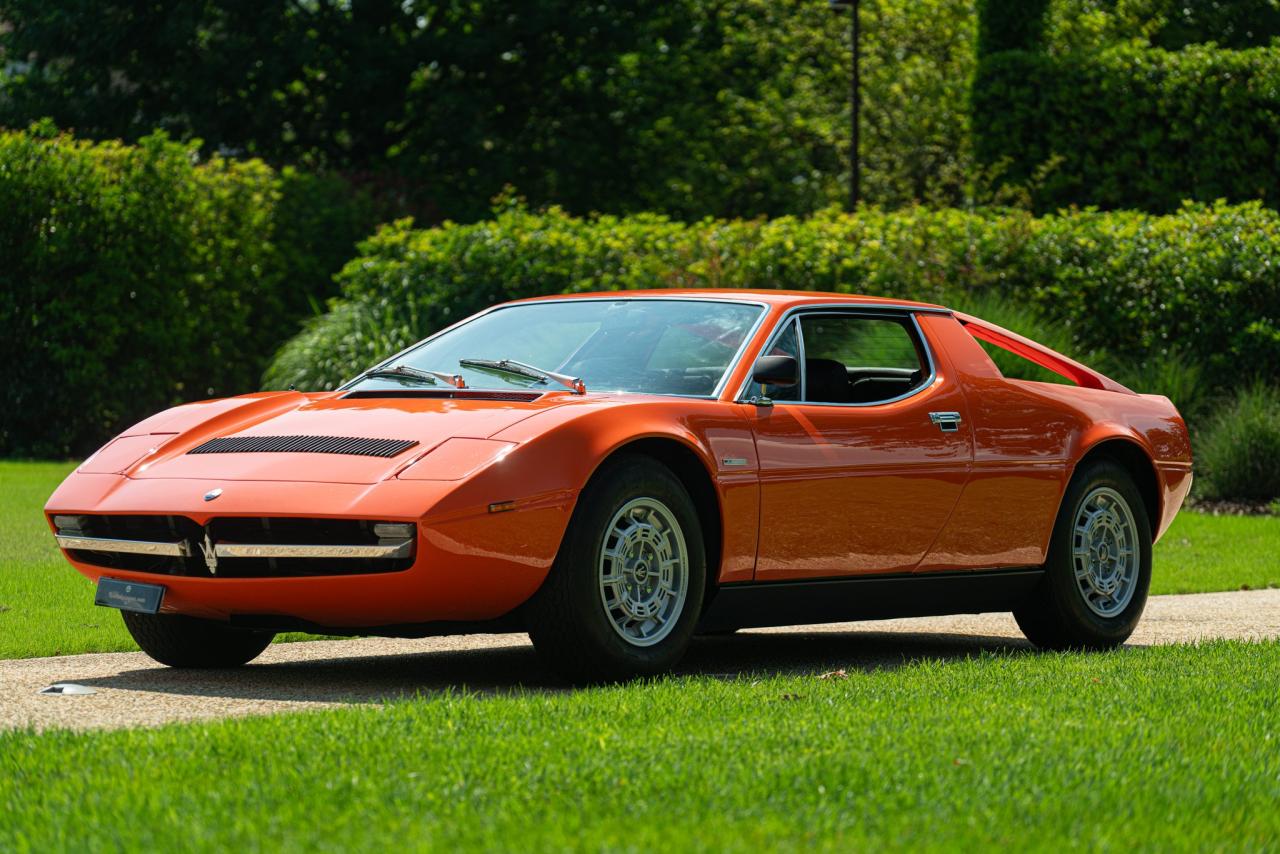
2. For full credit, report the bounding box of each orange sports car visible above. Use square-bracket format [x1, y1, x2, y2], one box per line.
[46, 290, 1192, 681]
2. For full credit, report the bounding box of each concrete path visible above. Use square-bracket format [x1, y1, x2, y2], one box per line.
[2, 588, 1277, 733]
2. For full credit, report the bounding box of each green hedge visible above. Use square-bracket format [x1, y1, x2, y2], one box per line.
[263, 201, 1280, 413]
[973, 44, 1280, 213]
[0, 128, 375, 457]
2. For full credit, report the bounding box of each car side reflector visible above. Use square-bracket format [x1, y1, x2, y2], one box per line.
[488, 501, 517, 514]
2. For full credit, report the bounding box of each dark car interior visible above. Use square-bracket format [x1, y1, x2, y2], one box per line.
[805, 359, 923, 404]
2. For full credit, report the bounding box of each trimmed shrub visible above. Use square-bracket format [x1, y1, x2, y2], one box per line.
[264, 201, 1280, 407]
[0, 128, 375, 457]
[973, 44, 1280, 213]
[1195, 385, 1280, 501]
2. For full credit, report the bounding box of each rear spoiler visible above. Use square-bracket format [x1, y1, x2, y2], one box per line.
[954, 311, 1133, 394]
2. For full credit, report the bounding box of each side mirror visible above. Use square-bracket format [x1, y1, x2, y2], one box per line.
[751, 355, 799, 387]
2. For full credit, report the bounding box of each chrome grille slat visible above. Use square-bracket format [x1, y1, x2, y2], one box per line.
[188, 435, 418, 458]
[55, 534, 191, 557]
[213, 541, 412, 560]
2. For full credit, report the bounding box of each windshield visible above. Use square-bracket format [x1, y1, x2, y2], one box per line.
[347, 299, 764, 397]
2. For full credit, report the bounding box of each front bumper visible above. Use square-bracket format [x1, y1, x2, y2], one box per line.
[46, 473, 575, 628]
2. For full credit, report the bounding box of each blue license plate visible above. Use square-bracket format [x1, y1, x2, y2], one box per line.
[95, 578, 165, 614]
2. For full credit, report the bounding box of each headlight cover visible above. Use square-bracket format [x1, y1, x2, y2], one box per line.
[79, 434, 175, 474]
[397, 438, 516, 482]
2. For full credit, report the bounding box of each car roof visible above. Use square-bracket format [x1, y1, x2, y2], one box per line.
[506, 288, 948, 312]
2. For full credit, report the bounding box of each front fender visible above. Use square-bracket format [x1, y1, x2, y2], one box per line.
[416, 397, 759, 594]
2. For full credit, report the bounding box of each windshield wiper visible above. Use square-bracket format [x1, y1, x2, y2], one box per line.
[459, 358, 585, 394]
[357, 365, 466, 388]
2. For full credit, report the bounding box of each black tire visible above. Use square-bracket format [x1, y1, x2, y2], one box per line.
[1014, 459, 1152, 650]
[122, 611, 275, 668]
[525, 454, 707, 683]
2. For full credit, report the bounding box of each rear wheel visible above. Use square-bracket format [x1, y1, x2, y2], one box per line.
[525, 454, 706, 683]
[1014, 459, 1152, 650]
[122, 611, 275, 668]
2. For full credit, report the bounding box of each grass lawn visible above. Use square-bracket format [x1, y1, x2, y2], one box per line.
[1147, 512, 1280, 594]
[2, 640, 1277, 851]
[2, 460, 1278, 660]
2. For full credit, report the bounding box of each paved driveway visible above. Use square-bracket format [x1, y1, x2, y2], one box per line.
[3, 588, 1277, 732]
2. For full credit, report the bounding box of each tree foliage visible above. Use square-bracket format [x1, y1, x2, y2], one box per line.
[0, 0, 420, 170]
[976, 0, 1049, 55]
[0, 0, 976, 219]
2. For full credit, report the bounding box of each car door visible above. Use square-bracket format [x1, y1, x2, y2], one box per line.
[745, 309, 972, 580]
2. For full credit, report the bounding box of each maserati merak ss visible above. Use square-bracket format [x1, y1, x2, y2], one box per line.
[46, 291, 1192, 681]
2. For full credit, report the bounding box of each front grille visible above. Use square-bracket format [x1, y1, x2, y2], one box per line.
[56, 514, 415, 578]
[188, 435, 418, 458]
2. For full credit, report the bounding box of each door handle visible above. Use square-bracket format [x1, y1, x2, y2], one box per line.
[929, 411, 962, 432]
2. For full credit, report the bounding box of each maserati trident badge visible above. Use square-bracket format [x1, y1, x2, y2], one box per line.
[204, 488, 223, 502]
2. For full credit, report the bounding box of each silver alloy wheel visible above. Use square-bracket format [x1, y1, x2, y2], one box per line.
[1071, 486, 1140, 618]
[598, 497, 690, 647]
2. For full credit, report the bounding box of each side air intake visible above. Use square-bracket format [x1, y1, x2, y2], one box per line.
[188, 435, 418, 458]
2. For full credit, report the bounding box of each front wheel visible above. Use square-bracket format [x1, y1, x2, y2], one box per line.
[122, 611, 275, 668]
[525, 454, 706, 683]
[1014, 459, 1152, 650]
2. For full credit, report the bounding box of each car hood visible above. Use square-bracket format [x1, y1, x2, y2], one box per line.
[115, 391, 577, 484]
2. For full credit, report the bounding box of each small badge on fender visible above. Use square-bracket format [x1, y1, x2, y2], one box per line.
[204, 488, 223, 501]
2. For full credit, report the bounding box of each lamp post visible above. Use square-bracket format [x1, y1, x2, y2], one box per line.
[829, 0, 860, 211]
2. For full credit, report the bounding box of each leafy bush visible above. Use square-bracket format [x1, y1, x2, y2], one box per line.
[1195, 385, 1280, 501]
[0, 128, 375, 456]
[973, 44, 1280, 213]
[264, 201, 1280, 408]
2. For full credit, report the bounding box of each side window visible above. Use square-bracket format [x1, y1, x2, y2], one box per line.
[745, 319, 800, 401]
[799, 315, 926, 404]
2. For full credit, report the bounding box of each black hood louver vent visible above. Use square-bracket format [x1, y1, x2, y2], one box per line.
[188, 435, 419, 458]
